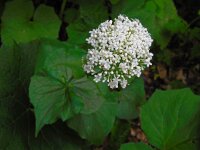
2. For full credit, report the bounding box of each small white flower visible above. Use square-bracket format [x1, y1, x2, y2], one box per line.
[108, 77, 119, 89]
[120, 79, 128, 89]
[119, 63, 128, 74]
[94, 73, 102, 82]
[83, 14, 153, 89]
[83, 64, 93, 73]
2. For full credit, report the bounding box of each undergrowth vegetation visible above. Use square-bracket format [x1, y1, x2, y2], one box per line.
[0, 0, 200, 149]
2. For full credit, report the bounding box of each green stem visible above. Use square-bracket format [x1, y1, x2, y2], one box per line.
[59, 0, 67, 18]
[188, 16, 200, 28]
[108, 119, 131, 150]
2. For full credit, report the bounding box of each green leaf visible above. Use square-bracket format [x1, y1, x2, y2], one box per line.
[32, 5, 61, 39]
[28, 123, 83, 150]
[97, 78, 145, 120]
[67, 0, 109, 45]
[0, 41, 40, 97]
[0, 105, 82, 150]
[0, 46, 20, 97]
[1, 0, 61, 45]
[120, 142, 153, 150]
[67, 18, 91, 45]
[78, 0, 108, 27]
[30, 74, 104, 136]
[29, 74, 79, 136]
[68, 102, 117, 145]
[112, 0, 187, 48]
[35, 39, 86, 78]
[64, 8, 80, 24]
[141, 88, 200, 150]
[117, 78, 145, 120]
[30, 40, 104, 135]
[96, 82, 118, 104]
[71, 77, 105, 114]
[170, 142, 199, 150]
[0, 43, 82, 149]
[2, 0, 34, 22]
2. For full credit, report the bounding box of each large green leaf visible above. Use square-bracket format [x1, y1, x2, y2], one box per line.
[1, 0, 61, 45]
[0, 113, 82, 150]
[67, 0, 109, 45]
[0, 41, 40, 97]
[29, 74, 104, 136]
[120, 142, 153, 150]
[0, 105, 82, 150]
[112, 0, 187, 48]
[35, 40, 103, 113]
[97, 78, 145, 120]
[141, 88, 200, 150]
[30, 40, 104, 135]
[64, 8, 80, 24]
[0, 43, 82, 149]
[78, 0, 108, 27]
[0, 46, 20, 97]
[67, 18, 91, 45]
[71, 77, 105, 114]
[35, 39, 86, 78]
[28, 122, 83, 150]
[68, 102, 117, 145]
[170, 142, 199, 150]
[29, 74, 80, 136]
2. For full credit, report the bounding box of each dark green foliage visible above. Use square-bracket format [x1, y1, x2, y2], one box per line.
[121, 89, 200, 150]
[0, 0, 199, 149]
[1, 0, 61, 45]
[141, 88, 200, 150]
[0, 42, 83, 149]
[111, 0, 187, 48]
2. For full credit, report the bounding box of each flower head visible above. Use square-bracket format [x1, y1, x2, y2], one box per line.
[83, 14, 153, 89]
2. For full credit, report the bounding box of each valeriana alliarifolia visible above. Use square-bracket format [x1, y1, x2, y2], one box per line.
[83, 15, 153, 89]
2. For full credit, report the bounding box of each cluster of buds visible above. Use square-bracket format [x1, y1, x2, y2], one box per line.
[84, 15, 153, 89]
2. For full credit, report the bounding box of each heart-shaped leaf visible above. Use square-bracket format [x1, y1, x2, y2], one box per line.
[29, 40, 104, 135]
[0, 43, 82, 150]
[141, 88, 200, 150]
[1, 0, 61, 46]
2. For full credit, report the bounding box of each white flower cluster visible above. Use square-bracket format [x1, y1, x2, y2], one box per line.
[84, 15, 153, 89]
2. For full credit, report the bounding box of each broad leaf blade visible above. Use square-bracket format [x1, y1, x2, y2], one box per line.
[30, 40, 104, 135]
[29, 75, 75, 136]
[71, 77, 104, 114]
[97, 78, 145, 120]
[35, 40, 86, 78]
[0, 43, 82, 149]
[1, 0, 61, 45]
[68, 102, 117, 145]
[141, 88, 200, 149]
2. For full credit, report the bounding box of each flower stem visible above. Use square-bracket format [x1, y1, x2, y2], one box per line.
[59, 0, 67, 18]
